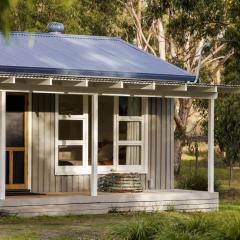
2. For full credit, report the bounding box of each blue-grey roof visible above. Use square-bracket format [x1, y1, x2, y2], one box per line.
[0, 32, 195, 82]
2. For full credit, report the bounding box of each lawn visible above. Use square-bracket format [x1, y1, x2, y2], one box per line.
[0, 214, 129, 240]
[178, 143, 240, 193]
[0, 144, 239, 240]
[0, 201, 240, 240]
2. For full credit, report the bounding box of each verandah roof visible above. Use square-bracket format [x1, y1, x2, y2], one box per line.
[0, 32, 195, 82]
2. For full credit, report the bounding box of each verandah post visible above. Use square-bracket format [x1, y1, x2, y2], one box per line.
[0, 91, 6, 200]
[91, 94, 98, 196]
[208, 98, 214, 193]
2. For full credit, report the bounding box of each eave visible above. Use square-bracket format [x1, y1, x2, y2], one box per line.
[0, 72, 239, 99]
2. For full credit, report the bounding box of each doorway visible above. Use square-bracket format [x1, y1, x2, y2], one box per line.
[6, 94, 28, 190]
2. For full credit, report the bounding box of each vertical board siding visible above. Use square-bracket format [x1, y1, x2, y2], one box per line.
[31, 94, 173, 193]
[146, 98, 174, 190]
[31, 94, 90, 193]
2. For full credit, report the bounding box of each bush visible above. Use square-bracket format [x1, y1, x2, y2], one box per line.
[219, 212, 240, 240]
[177, 173, 220, 192]
[155, 214, 220, 240]
[110, 212, 240, 240]
[110, 214, 165, 240]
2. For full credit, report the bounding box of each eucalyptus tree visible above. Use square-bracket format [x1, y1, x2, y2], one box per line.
[120, 0, 234, 173]
[0, 0, 18, 34]
[2, 0, 131, 38]
[214, 0, 240, 186]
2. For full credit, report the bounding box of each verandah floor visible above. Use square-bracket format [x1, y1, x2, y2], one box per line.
[0, 190, 219, 217]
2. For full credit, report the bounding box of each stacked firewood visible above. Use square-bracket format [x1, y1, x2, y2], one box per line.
[98, 173, 143, 193]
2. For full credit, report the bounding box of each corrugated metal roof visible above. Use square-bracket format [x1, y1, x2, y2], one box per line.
[0, 32, 195, 82]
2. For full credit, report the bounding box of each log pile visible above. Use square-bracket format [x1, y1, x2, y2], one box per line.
[98, 173, 143, 193]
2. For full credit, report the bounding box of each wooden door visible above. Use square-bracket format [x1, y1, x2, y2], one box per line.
[6, 94, 28, 190]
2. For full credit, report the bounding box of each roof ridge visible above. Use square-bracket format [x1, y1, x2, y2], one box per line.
[3, 31, 122, 41]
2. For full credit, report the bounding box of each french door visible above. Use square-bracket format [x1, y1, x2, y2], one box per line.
[6, 94, 28, 190]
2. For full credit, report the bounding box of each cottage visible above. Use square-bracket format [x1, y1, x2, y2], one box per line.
[0, 22, 237, 216]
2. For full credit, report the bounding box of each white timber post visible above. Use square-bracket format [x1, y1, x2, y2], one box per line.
[0, 91, 6, 200]
[208, 98, 215, 193]
[91, 94, 98, 196]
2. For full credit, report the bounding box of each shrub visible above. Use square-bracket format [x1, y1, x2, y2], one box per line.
[110, 214, 165, 240]
[110, 213, 222, 240]
[219, 212, 240, 239]
[177, 173, 220, 191]
[155, 214, 221, 240]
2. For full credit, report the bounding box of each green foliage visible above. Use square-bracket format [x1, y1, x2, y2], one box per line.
[221, 213, 240, 240]
[110, 214, 165, 240]
[110, 212, 240, 240]
[177, 173, 220, 191]
[215, 94, 240, 166]
[1, 0, 134, 40]
[0, 0, 19, 35]
[155, 215, 219, 240]
[110, 213, 228, 240]
[146, 0, 226, 68]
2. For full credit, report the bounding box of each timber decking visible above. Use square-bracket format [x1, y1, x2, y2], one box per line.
[0, 190, 219, 217]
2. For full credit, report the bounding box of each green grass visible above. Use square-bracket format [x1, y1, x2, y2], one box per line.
[177, 143, 240, 193]
[110, 210, 240, 240]
[0, 143, 239, 239]
[1, 209, 240, 240]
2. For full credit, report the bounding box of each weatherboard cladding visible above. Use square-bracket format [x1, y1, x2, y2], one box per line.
[31, 94, 173, 192]
[0, 32, 195, 82]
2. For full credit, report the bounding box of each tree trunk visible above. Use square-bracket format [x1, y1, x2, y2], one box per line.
[174, 138, 183, 174]
[157, 18, 166, 60]
[229, 158, 233, 189]
[174, 98, 193, 174]
[136, 0, 142, 48]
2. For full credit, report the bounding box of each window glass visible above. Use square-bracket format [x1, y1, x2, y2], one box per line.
[119, 121, 141, 141]
[6, 151, 9, 184]
[118, 146, 141, 165]
[119, 97, 142, 116]
[58, 146, 83, 166]
[59, 95, 83, 115]
[59, 120, 83, 140]
[6, 95, 25, 147]
[13, 151, 25, 184]
[98, 96, 114, 165]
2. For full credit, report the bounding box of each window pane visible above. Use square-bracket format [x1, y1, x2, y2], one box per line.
[58, 146, 83, 166]
[59, 95, 83, 115]
[59, 120, 83, 140]
[119, 146, 141, 165]
[119, 97, 142, 116]
[6, 151, 9, 184]
[119, 121, 141, 141]
[13, 151, 25, 184]
[6, 95, 25, 147]
[98, 96, 114, 165]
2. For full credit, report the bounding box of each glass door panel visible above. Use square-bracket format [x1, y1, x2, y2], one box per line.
[6, 94, 28, 190]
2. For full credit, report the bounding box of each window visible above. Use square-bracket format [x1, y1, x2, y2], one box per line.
[97, 96, 148, 173]
[98, 96, 114, 166]
[55, 95, 88, 175]
[55, 95, 148, 175]
[116, 97, 146, 170]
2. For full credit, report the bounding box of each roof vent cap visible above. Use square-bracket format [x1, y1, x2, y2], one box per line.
[47, 22, 64, 33]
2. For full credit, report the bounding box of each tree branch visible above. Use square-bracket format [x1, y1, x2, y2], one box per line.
[123, 1, 157, 55]
[212, 48, 235, 76]
[201, 44, 225, 65]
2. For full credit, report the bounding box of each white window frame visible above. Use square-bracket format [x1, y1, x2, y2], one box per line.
[115, 97, 148, 173]
[55, 94, 89, 175]
[55, 95, 148, 175]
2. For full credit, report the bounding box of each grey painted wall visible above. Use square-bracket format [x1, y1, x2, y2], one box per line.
[31, 94, 174, 193]
[145, 98, 174, 190]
